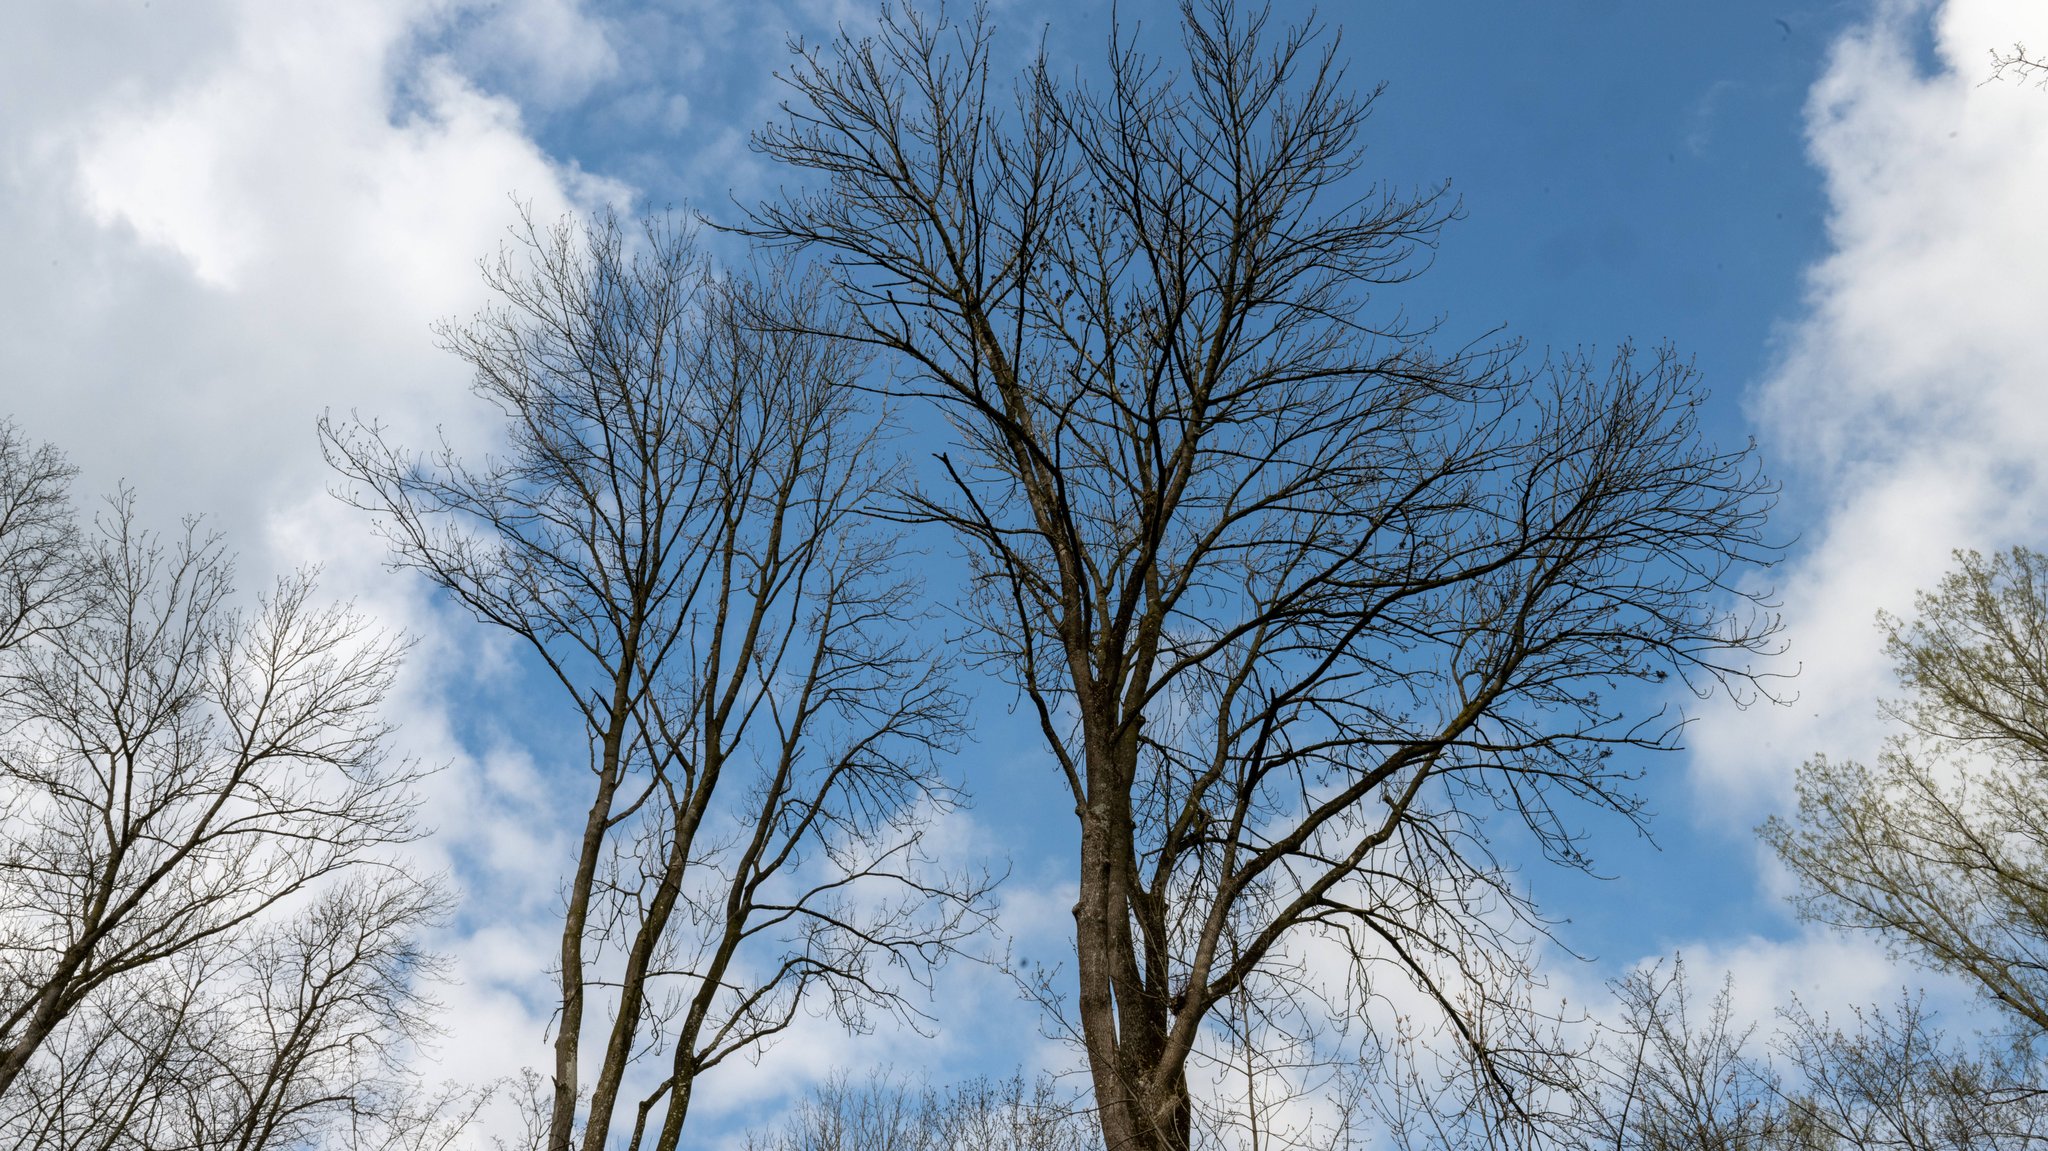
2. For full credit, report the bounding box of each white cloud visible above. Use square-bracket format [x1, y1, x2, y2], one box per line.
[0, 5, 1066, 1133]
[0, 0, 626, 1119]
[1632, 0, 2048, 1101]
[441, 0, 620, 109]
[9, 0, 2045, 1140]
[2, 0, 628, 534]
[1688, 0, 2048, 816]
[1650, 928, 1904, 1032]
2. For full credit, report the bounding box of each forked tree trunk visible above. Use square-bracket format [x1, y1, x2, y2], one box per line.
[1074, 707, 1192, 1151]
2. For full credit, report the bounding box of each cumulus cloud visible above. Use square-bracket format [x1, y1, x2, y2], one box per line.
[0, 0, 627, 1107]
[8, 0, 2042, 1140]
[438, 0, 620, 109]
[0, 2, 630, 532]
[1688, 0, 2048, 815]
[1642, 0, 2048, 1060]
[3, 8, 1055, 1136]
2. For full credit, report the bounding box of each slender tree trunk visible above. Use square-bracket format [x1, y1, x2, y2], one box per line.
[648, 754, 762, 1151]
[577, 855, 680, 1151]
[551, 606, 647, 1151]
[549, 730, 624, 1151]
[580, 751, 721, 1151]
[651, 1065, 698, 1151]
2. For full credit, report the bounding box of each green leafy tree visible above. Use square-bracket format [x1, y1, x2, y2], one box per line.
[1765, 547, 2048, 1038]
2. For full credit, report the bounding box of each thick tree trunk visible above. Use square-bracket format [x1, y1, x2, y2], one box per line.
[1077, 860, 1193, 1151]
[0, 939, 95, 1099]
[1074, 706, 1191, 1151]
[1076, 787, 1137, 1150]
[0, 997, 63, 1099]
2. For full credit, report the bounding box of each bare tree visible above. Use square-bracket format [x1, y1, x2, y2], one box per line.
[2, 875, 462, 1151]
[1353, 969, 1588, 1151]
[322, 210, 991, 1151]
[1582, 961, 1786, 1151]
[1764, 547, 2048, 1039]
[1355, 955, 2047, 1151]
[1240, 958, 1776, 1151]
[0, 503, 424, 1099]
[1585, 970, 2048, 1151]
[0, 421, 79, 654]
[747, 4, 1779, 1148]
[748, 1071, 1098, 1151]
[0, 430, 450, 1148]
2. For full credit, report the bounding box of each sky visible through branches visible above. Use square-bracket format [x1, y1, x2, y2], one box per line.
[2, 0, 2046, 1144]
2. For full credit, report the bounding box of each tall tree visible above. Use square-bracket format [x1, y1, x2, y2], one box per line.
[749, 5, 1779, 1149]
[1765, 547, 2048, 1039]
[323, 212, 989, 1151]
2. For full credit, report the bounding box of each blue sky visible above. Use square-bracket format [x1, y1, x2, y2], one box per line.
[5, 0, 2047, 1142]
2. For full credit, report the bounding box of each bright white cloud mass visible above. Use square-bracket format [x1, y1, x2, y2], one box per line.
[1676, 0, 2048, 1014]
[1663, 0, 2048, 1036]
[0, 0, 620, 1116]
[1696, 0, 2048, 808]
[2, 0, 2046, 1144]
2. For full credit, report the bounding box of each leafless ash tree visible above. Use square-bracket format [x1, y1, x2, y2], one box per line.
[1772, 994, 2048, 1151]
[1360, 954, 2048, 1151]
[0, 423, 450, 1149]
[323, 211, 991, 1151]
[746, 4, 1780, 1149]
[3, 875, 466, 1151]
[1337, 960, 1586, 1151]
[1580, 962, 1783, 1151]
[1581, 964, 2048, 1151]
